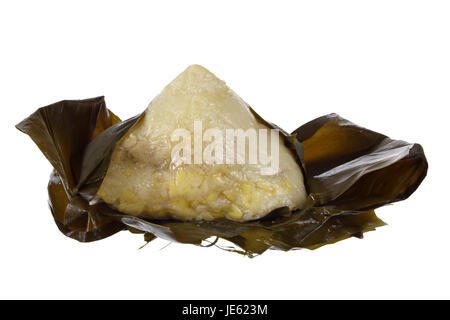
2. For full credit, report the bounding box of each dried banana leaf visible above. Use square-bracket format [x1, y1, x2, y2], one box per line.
[17, 97, 125, 241]
[293, 113, 427, 210]
[16, 98, 427, 256]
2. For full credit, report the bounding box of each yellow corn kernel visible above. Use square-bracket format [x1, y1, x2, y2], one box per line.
[175, 169, 187, 186]
[123, 167, 133, 176]
[283, 179, 292, 191]
[213, 173, 229, 185]
[206, 192, 218, 205]
[117, 189, 144, 214]
[168, 182, 178, 197]
[174, 199, 190, 210]
[223, 189, 238, 202]
[257, 181, 273, 192]
[228, 204, 243, 219]
[209, 210, 224, 218]
[240, 182, 255, 205]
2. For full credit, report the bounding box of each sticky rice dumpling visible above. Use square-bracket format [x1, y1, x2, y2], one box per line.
[97, 65, 307, 221]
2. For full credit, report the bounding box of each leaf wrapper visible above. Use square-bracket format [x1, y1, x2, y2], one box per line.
[293, 113, 427, 210]
[17, 97, 125, 241]
[16, 99, 427, 256]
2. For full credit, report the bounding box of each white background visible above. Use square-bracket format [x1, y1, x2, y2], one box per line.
[0, 1, 448, 299]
